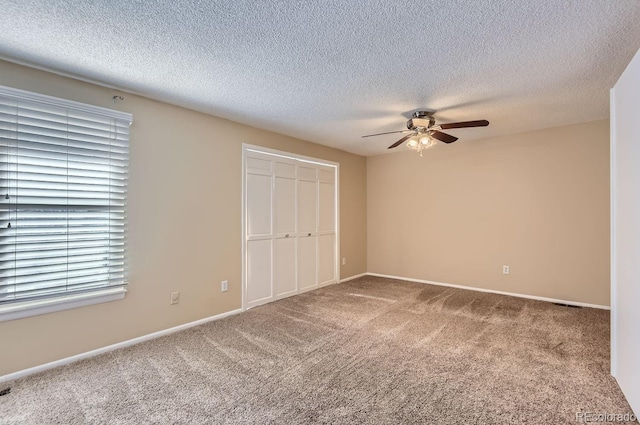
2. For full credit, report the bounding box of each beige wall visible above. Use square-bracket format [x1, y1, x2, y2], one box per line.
[367, 120, 610, 306]
[0, 60, 367, 376]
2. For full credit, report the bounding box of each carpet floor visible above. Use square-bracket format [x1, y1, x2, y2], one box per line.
[1, 276, 635, 424]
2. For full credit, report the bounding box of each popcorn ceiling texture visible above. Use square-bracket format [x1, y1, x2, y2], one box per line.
[1, 277, 633, 424]
[0, 0, 639, 155]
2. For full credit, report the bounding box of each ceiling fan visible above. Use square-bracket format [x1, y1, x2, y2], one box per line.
[362, 111, 489, 156]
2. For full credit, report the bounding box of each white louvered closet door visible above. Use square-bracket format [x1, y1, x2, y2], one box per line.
[296, 165, 318, 292]
[245, 154, 273, 307]
[317, 165, 336, 287]
[273, 158, 297, 299]
[244, 148, 337, 309]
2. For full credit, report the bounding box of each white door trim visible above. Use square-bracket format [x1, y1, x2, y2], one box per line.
[610, 87, 617, 377]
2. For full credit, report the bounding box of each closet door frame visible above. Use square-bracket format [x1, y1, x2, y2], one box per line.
[241, 144, 340, 310]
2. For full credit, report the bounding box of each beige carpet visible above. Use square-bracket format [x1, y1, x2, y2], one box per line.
[1, 276, 636, 424]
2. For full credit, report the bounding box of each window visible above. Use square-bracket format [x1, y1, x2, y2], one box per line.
[0, 85, 131, 321]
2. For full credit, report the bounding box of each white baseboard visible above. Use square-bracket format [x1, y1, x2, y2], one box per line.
[366, 273, 610, 310]
[338, 272, 367, 283]
[0, 308, 244, 384]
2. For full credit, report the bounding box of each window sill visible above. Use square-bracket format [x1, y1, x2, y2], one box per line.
[0, 288, 127, 323]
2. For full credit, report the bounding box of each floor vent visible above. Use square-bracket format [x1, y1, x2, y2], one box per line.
[552, 302, 582, 309]
[0, 388, 11, 396]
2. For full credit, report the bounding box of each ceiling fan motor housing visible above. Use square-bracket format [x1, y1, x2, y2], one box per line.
[407, 112, 435, 131]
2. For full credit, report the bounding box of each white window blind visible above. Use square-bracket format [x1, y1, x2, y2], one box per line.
[0, 86, 131, 305]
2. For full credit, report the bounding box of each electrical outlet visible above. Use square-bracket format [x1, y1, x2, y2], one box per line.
[221, 280, 228, 292]
[342, 257, 347, 266]
[170, 291, 180, 305]
[503, 265, 510, 275]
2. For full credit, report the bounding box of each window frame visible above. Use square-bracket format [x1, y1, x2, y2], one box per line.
[0, 85, 131, 322]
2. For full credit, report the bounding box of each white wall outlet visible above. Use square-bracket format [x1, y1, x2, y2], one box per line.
[170, 291, 180, 305]
[503, 265, 510, 275]
[342, 257, 347, 266]
[221, 280, 228, 292]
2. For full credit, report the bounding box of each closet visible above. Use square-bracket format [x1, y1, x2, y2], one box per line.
[244, 147, 337, 309]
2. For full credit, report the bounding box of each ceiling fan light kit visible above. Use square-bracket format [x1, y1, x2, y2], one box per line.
[406, 134, 436, 157]
[362, 111, 490, 156]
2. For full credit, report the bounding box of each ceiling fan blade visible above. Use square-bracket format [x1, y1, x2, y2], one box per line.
[362, 130, 412, 138]
[439, 120, 489, 130]
[388, 134, 414, 149]
[430, 131, 458, 144]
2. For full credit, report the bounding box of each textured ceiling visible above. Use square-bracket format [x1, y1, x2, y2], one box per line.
[1, 1, 639, 156]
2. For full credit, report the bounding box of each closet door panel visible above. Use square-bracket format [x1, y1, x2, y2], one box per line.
[298, 166, 317, 181]
[275, 160, 296, 177]
[246, 156, 272, 173]
[297, 179, 317, 234]
[275, 176, 296, 236]
[275, 237, 297, 297]
[246, 173, 272, 237]
[318, 234, 335, 286]
[247, 239, 272, 305]
[298, 236, 317, 290]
